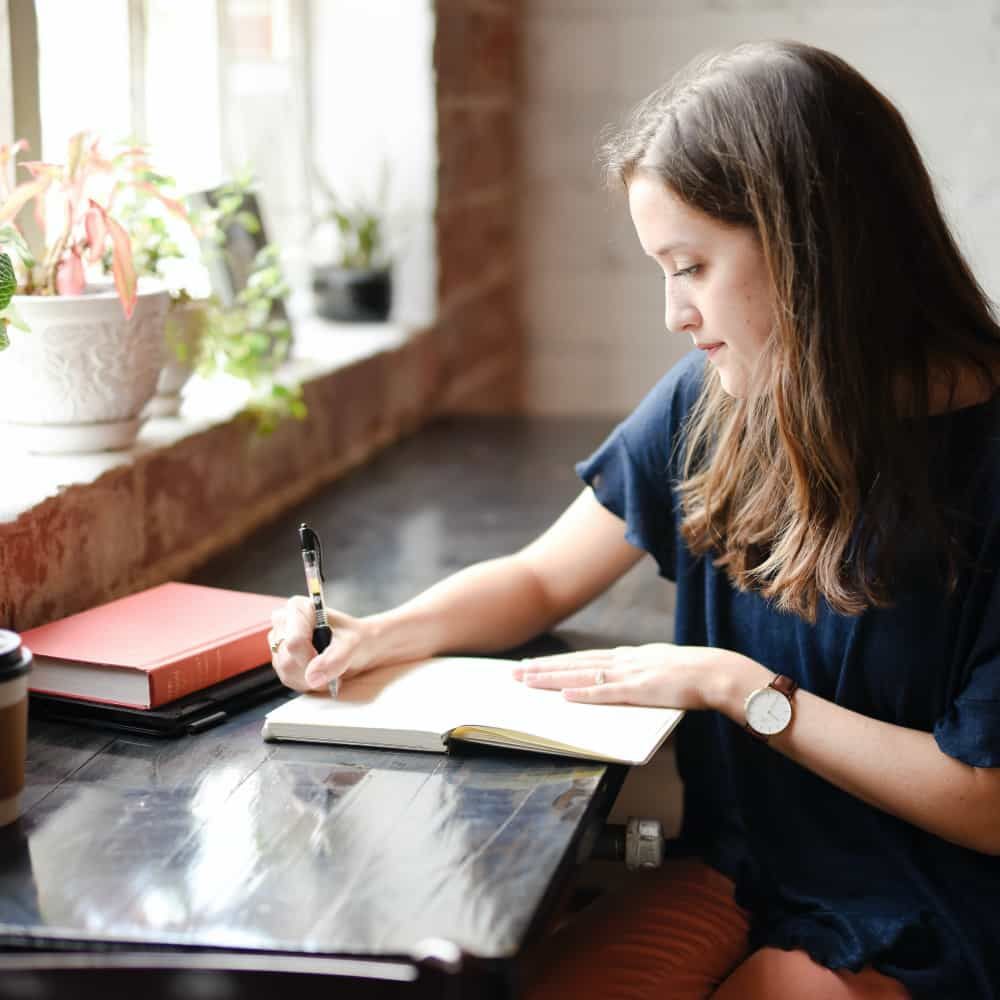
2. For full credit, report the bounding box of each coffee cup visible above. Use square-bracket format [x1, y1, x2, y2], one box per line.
[0, 630, 32, 826]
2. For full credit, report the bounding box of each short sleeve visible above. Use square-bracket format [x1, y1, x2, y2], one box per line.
[575, 350, 706, 582]
[933, 543, 1000, 767]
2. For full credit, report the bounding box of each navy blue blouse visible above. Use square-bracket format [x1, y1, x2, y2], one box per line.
[576, 350, 1000, 999]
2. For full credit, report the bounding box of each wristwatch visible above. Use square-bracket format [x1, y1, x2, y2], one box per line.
[744, 674, 798, 741]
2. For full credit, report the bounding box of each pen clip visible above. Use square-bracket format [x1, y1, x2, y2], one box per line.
[299, 522, 325, 581]
[314, 529, 325, 581]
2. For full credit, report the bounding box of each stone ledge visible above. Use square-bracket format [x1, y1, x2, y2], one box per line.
[0, 317, 475, 631]
[0, 319, 412, 523]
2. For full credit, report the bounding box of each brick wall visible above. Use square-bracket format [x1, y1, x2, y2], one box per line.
[434, 0, 522, 412]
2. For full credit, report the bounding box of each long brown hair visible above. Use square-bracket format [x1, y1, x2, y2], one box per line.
[601, 41, 1000, 620]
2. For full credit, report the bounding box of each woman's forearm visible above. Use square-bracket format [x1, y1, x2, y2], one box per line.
[361, 489, 646, 667]
[364, 554, 565, 663]
[713, 655, 1000, 856]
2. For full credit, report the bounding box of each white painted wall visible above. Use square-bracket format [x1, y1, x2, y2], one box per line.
[518, 0, 1000, 415]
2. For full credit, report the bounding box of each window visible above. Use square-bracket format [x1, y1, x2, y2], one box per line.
[8, 0, 435, 322]
[36, 0, 131, 159]
[144, 0, 225, 193]
[214, 0, 311, 288]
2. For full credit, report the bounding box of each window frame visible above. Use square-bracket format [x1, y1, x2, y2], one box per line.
[3, 0, 316, 269]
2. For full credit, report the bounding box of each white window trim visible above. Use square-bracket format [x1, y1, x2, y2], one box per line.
[3, 0, 42, 251]
[0, 2, 14, 149]
[127, 0, 147, 142]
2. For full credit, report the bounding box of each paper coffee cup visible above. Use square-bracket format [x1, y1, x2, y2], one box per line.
[0, 630, 32, 826]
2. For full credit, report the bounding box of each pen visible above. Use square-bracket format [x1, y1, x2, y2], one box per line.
[299, 522, 338, 696]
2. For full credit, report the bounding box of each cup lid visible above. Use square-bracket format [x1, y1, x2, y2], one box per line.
[0, 631, 21, 665]
[0, 630, 31, 679]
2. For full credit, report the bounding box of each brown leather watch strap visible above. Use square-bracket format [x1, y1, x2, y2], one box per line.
[770, 674, 799, 697]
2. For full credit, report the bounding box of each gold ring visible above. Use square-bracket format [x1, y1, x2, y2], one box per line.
[269, 636, 285, 655]
[594, 670, 605, 685]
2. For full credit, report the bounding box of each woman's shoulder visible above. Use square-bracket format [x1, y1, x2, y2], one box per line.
[935, 390, 1000, 485]
[965, 395, 1000, 516]
[626, 349, 707, 435]
[607, 350, 708, 486]
[921, 392, 1000, 561]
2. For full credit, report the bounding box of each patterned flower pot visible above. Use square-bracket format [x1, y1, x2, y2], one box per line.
[0, 282, 170, 453]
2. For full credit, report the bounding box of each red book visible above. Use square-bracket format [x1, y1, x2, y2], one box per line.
[22, 582, 286, 709]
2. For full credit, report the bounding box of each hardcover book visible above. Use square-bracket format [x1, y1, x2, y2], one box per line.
[23, 583, 286, 709]
[262, 656, 684, 765]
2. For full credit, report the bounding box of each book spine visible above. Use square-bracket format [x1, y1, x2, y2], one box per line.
[147, 628, 270, 707]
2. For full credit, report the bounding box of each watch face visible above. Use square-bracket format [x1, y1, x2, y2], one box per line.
[746, 687, 792, 736]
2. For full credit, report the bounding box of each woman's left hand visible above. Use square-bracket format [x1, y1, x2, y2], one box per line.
[512, 643, 751, 712]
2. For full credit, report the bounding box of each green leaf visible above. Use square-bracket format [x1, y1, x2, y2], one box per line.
[0, 252, 16, 310]
[0, 224, 33, 265]
[235, 211, 260, 234]
[0, 319, 8, 350]
[2, 299, 29, 332]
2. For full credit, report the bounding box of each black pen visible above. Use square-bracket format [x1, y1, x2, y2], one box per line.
[299, 522, 337, 695]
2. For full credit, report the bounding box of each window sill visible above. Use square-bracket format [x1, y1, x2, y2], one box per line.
[0, 316, 413, 524]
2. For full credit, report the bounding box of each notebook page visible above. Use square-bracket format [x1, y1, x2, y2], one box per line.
[429, 657, 681, 764]
[263, 660, 461, 742]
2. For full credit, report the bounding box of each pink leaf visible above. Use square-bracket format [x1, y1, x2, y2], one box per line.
[0, 139, 28, 172]
[64, 133, 86, 180]
[55, 250, 85, 296]
[83, 206, 107, 264]
[86, 147, 114, 176]
[89, 201, 137, 318]
[19, 161, 61, 179]
[112, 146, 148, 170]
[18, 162, 60, 231]
[0, 177, 51, 225]
[137, 182, 189, 220]
[66, 172, 89, 231]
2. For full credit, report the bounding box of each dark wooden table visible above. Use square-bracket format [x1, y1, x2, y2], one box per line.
[0, 416, 677, 999]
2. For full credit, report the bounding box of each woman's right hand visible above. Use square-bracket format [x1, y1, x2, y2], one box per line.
[268, 596, 379, 692]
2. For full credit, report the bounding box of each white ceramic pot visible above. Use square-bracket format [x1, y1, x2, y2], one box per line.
[0, 282, 170, 453]
[145, 298, 210, 418]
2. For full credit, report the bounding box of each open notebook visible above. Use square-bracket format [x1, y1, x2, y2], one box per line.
[262, 656, 684, 765]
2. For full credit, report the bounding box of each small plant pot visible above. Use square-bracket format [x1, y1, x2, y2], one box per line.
[145, 298, 210, 418]
[312, 265, 391, 323]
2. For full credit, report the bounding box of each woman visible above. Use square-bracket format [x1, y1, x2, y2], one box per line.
[270, 41, 1000, 998]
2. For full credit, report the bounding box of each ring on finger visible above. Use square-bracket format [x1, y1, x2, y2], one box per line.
[269, 635, 285, 655]
[594, 670, 605, 686]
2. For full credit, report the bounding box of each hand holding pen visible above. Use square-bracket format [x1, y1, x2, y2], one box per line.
[269, 523, 379, 694]
[299, 522, 338, 696]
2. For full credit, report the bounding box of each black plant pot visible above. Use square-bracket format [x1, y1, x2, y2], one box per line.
[312, 265, 392, 323]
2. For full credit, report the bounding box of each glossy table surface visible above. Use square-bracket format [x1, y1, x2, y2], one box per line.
[1, 415, 676, 987]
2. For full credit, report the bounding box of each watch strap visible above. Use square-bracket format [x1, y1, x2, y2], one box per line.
[770, 673, 798, 698]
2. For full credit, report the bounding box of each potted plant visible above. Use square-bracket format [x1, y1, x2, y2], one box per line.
[195, 226, 303, 434]
[0, 134, 171, 453]
[105, 147, 207, 418]
[181, 173, 303, 432]
[115, 163, 303, 430]
[311, 165, 392, 323]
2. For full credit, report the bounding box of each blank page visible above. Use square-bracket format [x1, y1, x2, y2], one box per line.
[264, 657, 683, 764]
